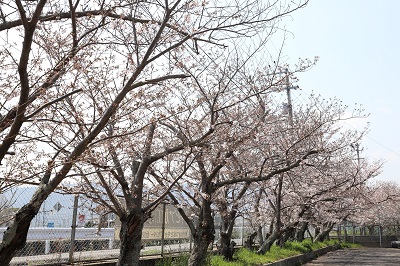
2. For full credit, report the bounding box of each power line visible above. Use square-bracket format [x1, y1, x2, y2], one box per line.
[363, 135, 400, 158]
[291, 88, 400, 159]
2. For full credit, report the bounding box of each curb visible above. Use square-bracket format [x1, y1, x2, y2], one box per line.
[263, 244, 340, 266]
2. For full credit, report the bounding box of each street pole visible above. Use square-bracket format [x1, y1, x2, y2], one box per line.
[161, 201, 166, 256]
[351, 143, 363, 166]
[69, 195, 79, 264]
[262, 68, 297, 124]
[283, 68, 300, 126]
[285, 68, 294, 126]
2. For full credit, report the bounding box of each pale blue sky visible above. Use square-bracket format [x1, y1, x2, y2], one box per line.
[283, 1, 400, 183]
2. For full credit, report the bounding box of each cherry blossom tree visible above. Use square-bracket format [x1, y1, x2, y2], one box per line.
[0, 0, 310, 264]
[235, 95, 383, 253]
[352, 181, 400, 233]
[245, 137, 382, 250]
[291, 154, 382, 242]
[140, 63, 313, 264]
[148, 67, 328, 264]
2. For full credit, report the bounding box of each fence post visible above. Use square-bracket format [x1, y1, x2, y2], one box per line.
[108, 238, 113, 250]
[161, 202, 166, 256]
[69, 195, 79, 263]
[45, 239, 51, 254]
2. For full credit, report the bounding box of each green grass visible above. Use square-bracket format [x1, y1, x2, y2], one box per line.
[155, 240, 361, 266]
[209, 239, 359, 266]
[155, 253, 190, 266]
[142, 249, 161, 255]
[210, 255, 244, 266]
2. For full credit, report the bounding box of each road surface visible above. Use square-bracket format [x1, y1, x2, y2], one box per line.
[303, 247, 400, 266]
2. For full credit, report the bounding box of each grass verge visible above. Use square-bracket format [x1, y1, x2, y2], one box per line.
[156, 239, 361, 266]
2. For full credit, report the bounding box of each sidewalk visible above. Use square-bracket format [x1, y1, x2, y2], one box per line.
[303, 247, 400, 266]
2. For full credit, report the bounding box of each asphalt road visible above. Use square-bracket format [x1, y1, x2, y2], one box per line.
[303, 247, 400, 266]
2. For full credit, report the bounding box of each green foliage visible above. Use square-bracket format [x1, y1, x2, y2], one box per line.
[320, 239, 360, 249]
[84, 221, 96, 228]
[323, 239, 339, 246]
[209, 255, 244, 266]
[283, 241, 312, 253]
[155, 254, 189, 266]
[338, 241, 362, 249]
[142, 249, 161, 256]
[204, 239, 358, 266]
[154, 240, 359, 265]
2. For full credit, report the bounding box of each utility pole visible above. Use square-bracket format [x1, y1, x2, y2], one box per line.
[69, 195, 79, 263]
[261, 68, 297, 125]
[351, 143, 363, 166]
[284, 68, 298, 126]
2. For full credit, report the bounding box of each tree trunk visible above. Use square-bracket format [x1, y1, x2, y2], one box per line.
[218, 232, 237, 261]
[217, 210, 236, 261]
[315, 226, 321, 239]
[257, 230, 280, 254]
[257, 221, 273, 249]
[188, 201, 214, 266]
[307, 226, 314, 242]
[314, 223, 335, 242]
[117, 212, 145, 266]
[245, 231, 257, 250]
[258, 175, 283, 254]
[257, 225, 264, 246]
[0, 186, 50, 265]
[189, 225, 214, 266]
[295, 221, 308, 242]
[367, 225, 374, 235]
[189, 236, 211, 266]
[278, 227, 295, 247]
[0, 205, 37, 264]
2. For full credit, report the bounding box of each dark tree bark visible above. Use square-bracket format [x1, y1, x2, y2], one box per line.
[117, 212, 145, 266]
[188, 200, 215, 266]
[315, 226, 321, 239]
[217, 204, 237, 260]
[367, 225, 375, 235]
[258, 175, 283, 254]
[277, 227, 295, 246]
[257, 230, 280, 254]
[257, 221, 273, 247]
[219, 231, 237, 261]
[0, 203, 39, 264]
[244, 231, 257, 250]
[0, 182, 54, 265]
[314, 222, 335, 242]
[257, 225, 264, 246]
[219, 232, 233, 261]
[295, 221, 309, 242]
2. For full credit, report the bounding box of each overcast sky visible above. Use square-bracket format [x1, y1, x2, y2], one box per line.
[281, 0, 400, 184]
